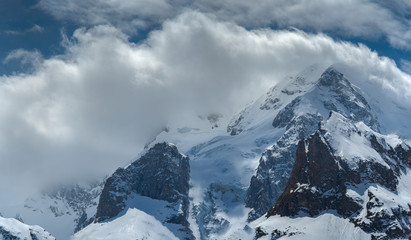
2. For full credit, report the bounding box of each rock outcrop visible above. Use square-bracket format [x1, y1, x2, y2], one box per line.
[95, 142, 192, 239]
[246, 67, 378, 220]
[267, 112, 411, 239]
[0, 216, 55, 240]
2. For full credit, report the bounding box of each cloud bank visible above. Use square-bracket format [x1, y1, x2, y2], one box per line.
[1, 11, 411, 203]
[38, 0, 411, 49]
[3, 24, 45, 36]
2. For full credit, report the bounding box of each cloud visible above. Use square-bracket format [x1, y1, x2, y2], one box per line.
[3, 49, 43, 70]
[203, 0, 411, 49]
[28, 24, 45, 33]
[1, 11, 411, 204]
[4, 24, 45, 35]
[38, 0, 188, 34]
[38, 0, 411, 49]
[401, 59, 411, 74]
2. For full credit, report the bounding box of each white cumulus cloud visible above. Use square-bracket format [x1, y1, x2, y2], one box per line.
[1, 11, 411, 203]
[38, 0, 411, 49]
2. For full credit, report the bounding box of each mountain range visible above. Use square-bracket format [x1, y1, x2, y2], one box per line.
[1, 64, 410, 240]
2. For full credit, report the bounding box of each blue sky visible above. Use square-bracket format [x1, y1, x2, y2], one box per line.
[1, 0, 411, 200]
[1, 0, 411, 75]
[0, 0, 73, 74]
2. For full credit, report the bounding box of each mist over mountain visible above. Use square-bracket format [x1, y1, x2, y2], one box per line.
[1, 1, 411, 240]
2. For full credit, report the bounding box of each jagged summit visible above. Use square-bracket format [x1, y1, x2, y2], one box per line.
[246, 66, 379, 220]
[74, 208, 179, 240]
[6, 64, 411, 240]
[272, 66, 379, 130]
[267, 112, 411, 239]
[95, 142, 192, 239]
[0, 216, 55, 240]
[1, 181, 102, 239]
[227, 64, 325, 136]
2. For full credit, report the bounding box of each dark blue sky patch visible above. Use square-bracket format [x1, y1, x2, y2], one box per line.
[330, 34, 411, 71]
[0, 0, 76, 75]
[1, 0, 410, 76]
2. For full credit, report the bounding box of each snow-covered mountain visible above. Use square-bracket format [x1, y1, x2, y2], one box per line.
[75, 208, 179, 240]
[246, 66, 380, 220]
[157, 65, 410, 239]
[264, 112, 411, 239]
[1, 182, 102, 239]
[0, 215, 55, 240]
[94, 142, 192, 239]
[3, 64, 411, 240]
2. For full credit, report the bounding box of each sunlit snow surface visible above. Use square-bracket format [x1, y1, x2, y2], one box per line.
[1, 183, 102, 240]
[3, 64, 411, 239]
[0, 216, 55, 240]
[322, 112, 391, 169]
[148, 64, 333, 238]
[145, 64, 411, 239]
[243, 169, 411, 240]
[74, 208, 178, 240]
[333, 63, 411, 140]
[250, 213, 371, 240]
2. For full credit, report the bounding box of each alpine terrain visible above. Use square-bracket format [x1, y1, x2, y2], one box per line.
[2, 64, 411, 240]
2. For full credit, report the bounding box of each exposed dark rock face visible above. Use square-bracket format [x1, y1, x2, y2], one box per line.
[260, 97, 281, 110]
[227, 64, 320, 136]
[45, 183, 102, 215]
[246, 67, 379, 220]
[227, 109, 246, 136]
[0, 226, 55, 240]
[351, 191, 411, 239]
[272, 68, 379, 131]
[0, 227, 19, 240]
[29, 232, 39, 240]
[95, 142, 192, 238]
[267, 133, 362, 218]
[267, 113, 411, 239]
[192, 183, 245, 239]
[246, 106, 324, 220]
[42, 182, 102, 233]
[255, 226, 268, 239]
[316, 69, 379, 131]
[74, 211, 94, 233]
[20, 182, 102, 237]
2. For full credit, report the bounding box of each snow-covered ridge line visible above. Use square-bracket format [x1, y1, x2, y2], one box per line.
[3, 64, 411, 240]
[74, 208, 178, 240]
[0, 216, 55, 240]
[266, 112, 411, 239]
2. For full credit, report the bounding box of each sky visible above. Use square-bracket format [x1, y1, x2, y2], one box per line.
[1, 0, 411, 203]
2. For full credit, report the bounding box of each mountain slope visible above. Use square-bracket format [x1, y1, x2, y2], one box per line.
[251, 213, 370, 240]
[74, 208, 178, 240]
[0, 216, 55, 240]
[5, 64, 411, 240]
[139, 65, 411, 238]
[246, 66, 380, 219]
[227, 64, 324, 136]
[1, 182, 102, 240]
[180, 65, 327, 238]
[266, 112, 411, 239]
[95, 142, 192, 239]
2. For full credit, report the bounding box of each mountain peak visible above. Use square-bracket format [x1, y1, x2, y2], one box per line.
[0, 216, 56, 240]
[266, 112, 411, 239]
[94, 142, 192, 238]
[227, 64, 325, 135]
[317, 66, 351, 88]
[247, 68, 381, 219]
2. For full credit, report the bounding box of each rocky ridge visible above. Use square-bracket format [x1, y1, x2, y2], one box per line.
[266, 112, 411, 239]
[0, 216, 55, 240]
[246, 67, 378, 220]
[5, 65, 411, 240]
[95, 142, 192, 239]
